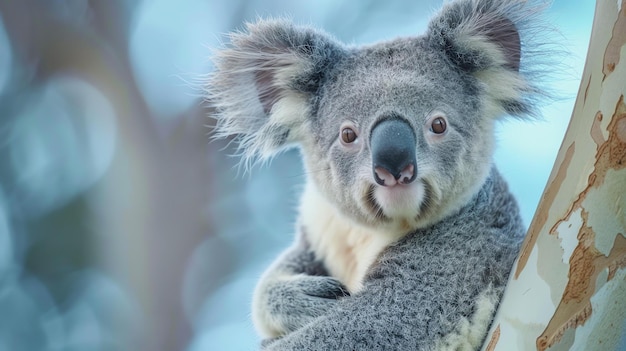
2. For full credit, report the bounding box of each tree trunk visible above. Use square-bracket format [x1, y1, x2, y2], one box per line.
[482, 1, 626, 350]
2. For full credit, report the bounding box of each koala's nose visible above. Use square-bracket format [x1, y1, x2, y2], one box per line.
[370, 118, 417, 187]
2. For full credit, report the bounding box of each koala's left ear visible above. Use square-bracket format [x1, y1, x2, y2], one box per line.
[427, 0, 544, 117]
[209, 19, 343, 165]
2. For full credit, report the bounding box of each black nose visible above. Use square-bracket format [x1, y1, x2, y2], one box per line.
[370, 118, 417, 187]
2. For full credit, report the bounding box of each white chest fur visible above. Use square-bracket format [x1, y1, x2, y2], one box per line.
[299, 182, 403, 293]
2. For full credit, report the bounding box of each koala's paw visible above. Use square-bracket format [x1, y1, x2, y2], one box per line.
[252, 275, 350, 338]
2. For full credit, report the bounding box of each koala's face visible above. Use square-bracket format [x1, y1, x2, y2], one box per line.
[302, 40, 494, 232]
[210, 1, 536, 234]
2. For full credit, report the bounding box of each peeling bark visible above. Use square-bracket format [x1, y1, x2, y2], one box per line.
[483, 1, 626, 350]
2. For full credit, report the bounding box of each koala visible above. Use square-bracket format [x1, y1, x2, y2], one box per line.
[208, 0, 547, 349]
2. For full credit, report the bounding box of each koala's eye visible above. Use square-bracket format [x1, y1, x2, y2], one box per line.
[341, 127, 357, 144]
[430, 117, 447, 134]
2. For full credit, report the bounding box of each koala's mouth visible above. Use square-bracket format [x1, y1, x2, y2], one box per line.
[362, 178, 436, 225]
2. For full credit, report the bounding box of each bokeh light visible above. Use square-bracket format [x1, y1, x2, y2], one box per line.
[8, 77, 116, 217]
[130, 0, 218, 119]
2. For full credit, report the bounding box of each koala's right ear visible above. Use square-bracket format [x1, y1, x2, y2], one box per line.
[208, 19, 343, 166]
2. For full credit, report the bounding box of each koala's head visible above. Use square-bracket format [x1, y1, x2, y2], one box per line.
[209, 0, 543, 234]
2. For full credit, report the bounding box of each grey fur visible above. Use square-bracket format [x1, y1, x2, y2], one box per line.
[263, 169, 524, 350]
[208, 0, 548, 349]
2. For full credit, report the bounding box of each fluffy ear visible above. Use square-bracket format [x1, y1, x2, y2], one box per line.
[427, 0, 546, 117]
[208, 19, 343, 166]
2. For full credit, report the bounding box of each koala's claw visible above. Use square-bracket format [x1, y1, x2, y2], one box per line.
[296, 276, 351, 299]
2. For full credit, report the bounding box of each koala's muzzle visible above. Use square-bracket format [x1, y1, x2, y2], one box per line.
[370, 118, 417, 187]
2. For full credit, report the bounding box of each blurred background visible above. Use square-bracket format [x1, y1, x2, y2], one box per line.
[0, 1, 594, 350]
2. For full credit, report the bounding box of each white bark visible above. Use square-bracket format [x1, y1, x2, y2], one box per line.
[482, 1, 626, 350]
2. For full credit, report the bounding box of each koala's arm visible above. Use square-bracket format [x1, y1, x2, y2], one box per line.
[261, 235, 511, 351]
[252, 230, 349, 339]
